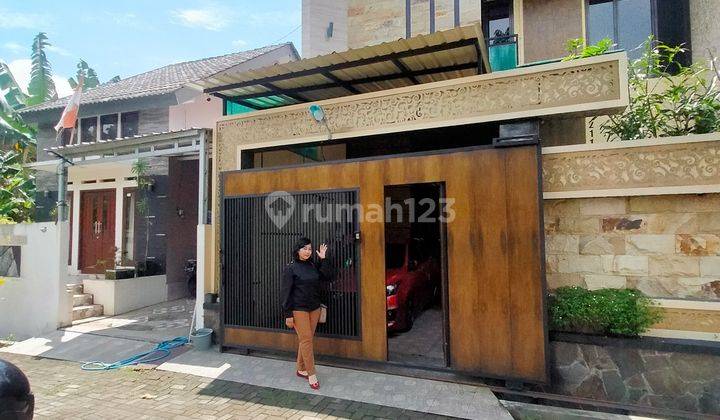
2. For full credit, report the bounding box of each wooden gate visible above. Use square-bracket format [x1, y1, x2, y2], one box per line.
[220, 144, 548, 382]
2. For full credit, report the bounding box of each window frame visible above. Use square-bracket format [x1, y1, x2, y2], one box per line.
[72, 111, 140, 144]
[585, 0, 658, 48]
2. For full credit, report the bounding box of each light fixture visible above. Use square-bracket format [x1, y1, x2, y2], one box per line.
[309, 104, 325, 123]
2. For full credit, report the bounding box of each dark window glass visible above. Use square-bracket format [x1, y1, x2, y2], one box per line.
[483, 0, 512, 39]
[59, 121, 76, 146]
[100, 114, 118, 140]
[121, 112, 139, 137]
[618, 0, 652, 60]
[80, 117, 97, 143]
[587, 0, 614, 45]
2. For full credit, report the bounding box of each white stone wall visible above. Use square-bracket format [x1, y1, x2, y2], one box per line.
[0, 222, 71, 340]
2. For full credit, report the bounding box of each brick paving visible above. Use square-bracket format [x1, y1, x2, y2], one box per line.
[1, 353, 458, 420]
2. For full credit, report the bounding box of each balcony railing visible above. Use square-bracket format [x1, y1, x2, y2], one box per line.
[487, 34, 518, 71]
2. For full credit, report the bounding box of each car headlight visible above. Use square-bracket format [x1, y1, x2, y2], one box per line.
[386, 283, 398, 296]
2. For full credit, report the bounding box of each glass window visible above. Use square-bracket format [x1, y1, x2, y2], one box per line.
[617, 0, 652, 60]
[587, 0, 614, 45]
[100, 114, 118, 140]
[79, 117, 97, 143]
[121, 112, 139, 137]
[587, 0, 655, 61]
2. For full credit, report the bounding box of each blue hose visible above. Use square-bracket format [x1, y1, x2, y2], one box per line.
[80, 336, 189, 371]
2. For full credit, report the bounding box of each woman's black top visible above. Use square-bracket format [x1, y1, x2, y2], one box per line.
[281, 258, 334, 318]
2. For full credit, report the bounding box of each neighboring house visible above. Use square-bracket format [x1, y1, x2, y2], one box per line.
[0, 61, 28, 110]
[18, 43, 298, 319]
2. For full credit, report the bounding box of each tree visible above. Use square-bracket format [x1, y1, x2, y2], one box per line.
[26, 32, 57, 106]
[68, 59, 100, 91]
[0, 96, 36, 223]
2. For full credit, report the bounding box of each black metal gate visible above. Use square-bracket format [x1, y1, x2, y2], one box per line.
[222, 189, 360, 338]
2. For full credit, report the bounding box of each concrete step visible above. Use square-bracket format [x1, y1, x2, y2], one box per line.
[66, 283, 83, 294]
[72, 304, 103, 321]
[72, 293, 93, 307]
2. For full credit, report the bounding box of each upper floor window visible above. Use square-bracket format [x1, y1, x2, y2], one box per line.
[76, 111, 140, 143]
[483, 0, 512, 40]
[100, 114, 118, 140]
[80, 117, 97, 143]
[121, 112, 139, 137]
[587, 0, 691, 66]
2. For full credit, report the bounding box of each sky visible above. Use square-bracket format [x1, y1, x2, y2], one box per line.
[0, 0, 302, 98]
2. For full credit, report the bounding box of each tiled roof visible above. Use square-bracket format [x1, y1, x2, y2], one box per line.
[20, 43, 291, 113]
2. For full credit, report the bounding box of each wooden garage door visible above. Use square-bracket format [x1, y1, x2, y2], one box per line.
[220, 144, 547, 382]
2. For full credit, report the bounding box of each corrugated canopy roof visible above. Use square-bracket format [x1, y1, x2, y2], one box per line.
[188, 24, 489, 110]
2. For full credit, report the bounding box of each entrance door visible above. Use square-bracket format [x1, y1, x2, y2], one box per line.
[80, 190, 116, 274]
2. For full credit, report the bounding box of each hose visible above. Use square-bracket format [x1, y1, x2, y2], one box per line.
[80, 336, 189, 371]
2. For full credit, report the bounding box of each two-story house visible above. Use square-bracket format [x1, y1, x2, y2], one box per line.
[19, 43, 298, 320]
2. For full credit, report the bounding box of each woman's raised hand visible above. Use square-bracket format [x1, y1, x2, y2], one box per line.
[316, 243, 328, 259]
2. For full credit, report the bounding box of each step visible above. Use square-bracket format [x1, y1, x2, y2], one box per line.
[72, 304, 103, 321]
[72, 293, 93, 307]
[66, 283, 83, 294]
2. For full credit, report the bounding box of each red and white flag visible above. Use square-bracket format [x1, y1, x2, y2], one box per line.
[54, 77, 83, 142]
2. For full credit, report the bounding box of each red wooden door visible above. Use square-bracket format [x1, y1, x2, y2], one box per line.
[80, 190, 116, 274]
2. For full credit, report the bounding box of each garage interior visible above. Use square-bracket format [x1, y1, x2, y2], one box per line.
[385, 182, 447, 368]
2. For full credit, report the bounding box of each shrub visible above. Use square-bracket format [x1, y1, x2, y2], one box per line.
[601, 36, 720, 141]
[549, 287, 663, 337]
[562, 37, 614, 62]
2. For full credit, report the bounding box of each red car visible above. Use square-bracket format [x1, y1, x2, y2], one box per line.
[385, 239, 441, 332]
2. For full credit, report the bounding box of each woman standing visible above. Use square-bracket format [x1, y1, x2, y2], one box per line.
[280, 237, 334, 390]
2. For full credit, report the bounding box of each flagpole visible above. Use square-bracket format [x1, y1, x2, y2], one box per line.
[54, 75, 83, 223]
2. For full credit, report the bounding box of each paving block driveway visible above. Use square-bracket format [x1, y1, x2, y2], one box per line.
[2, 354, 458, 420]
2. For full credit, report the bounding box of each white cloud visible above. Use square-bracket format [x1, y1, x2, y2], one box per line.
[52, 75, 73, 98]
[8, 59, 72, 98]
[46, 44, 73, 57]
[232, 39, 248, 48]
[7, 59, 31, 94]
[170, 6, 233, 31]
[3, 42, 25, 54]
[0, 9, 51, 29]
[248, 10, 301, 28]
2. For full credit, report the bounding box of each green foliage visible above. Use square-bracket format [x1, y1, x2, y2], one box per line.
[0, 97, 36, 223]
[68, 59, 100, 91]
[0, 150, 36, 223]
[549, 287, 663, 337]
[601, 36, 720, 141]
[26, 32, 57, 106]
[562, 37, 614, 62]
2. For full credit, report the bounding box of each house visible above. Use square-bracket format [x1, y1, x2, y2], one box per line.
[184, 1, 720, 413]
[18, 43, 298, 320]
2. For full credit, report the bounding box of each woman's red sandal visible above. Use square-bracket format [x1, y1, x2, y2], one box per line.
[309, 380, 320, 390]
[296, 370, 308, 378]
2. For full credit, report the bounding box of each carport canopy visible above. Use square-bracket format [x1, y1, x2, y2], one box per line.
[187, 24, 490, 110]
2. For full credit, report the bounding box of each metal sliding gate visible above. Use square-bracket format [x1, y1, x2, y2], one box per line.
[222, 189, 360, 339]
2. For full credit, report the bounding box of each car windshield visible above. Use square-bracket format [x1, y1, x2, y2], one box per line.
[385, 243, 406, 269]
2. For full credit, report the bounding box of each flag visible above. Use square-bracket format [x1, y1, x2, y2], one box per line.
[54, 76, 83, 144]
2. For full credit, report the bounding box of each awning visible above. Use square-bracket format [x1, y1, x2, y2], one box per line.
[36, 128, 210, 167]
[187, 24, 490, 109]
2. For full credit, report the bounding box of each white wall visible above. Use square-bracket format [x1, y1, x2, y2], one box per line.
[83, 275, 167, 316]
[169, 93, 223, 131]
[0, 222, 71, 340]
[67, 162, 136, 273]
